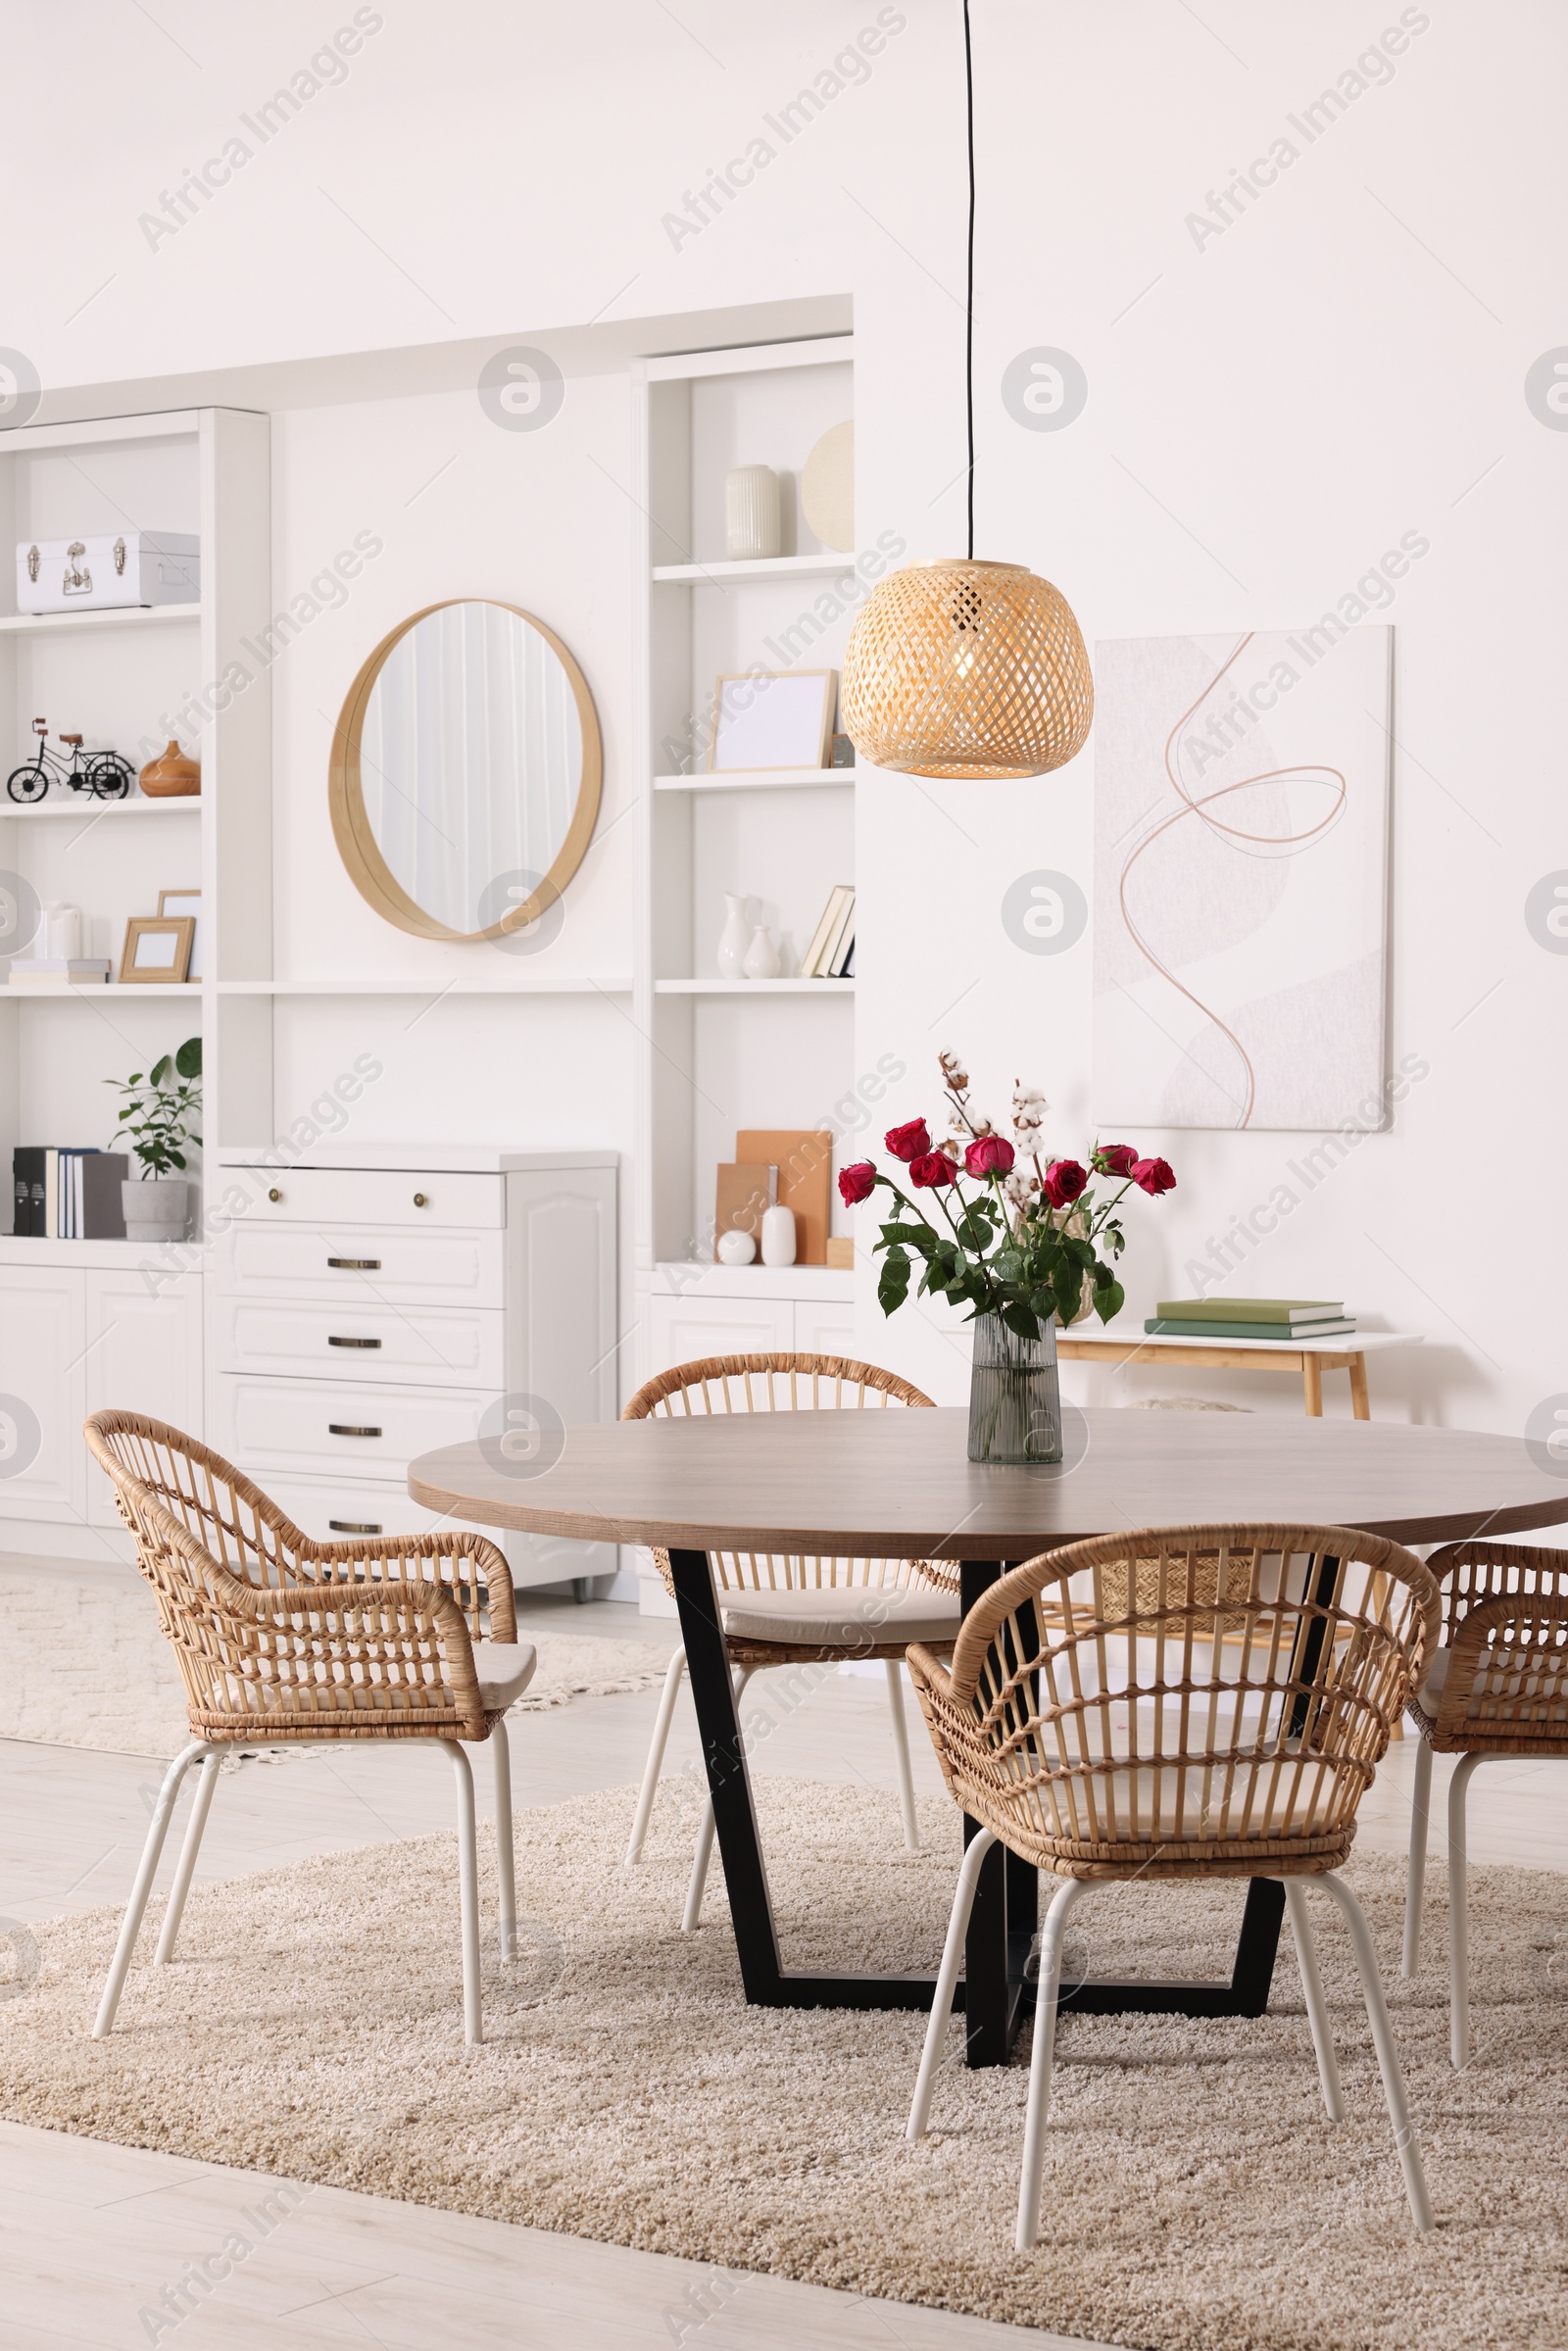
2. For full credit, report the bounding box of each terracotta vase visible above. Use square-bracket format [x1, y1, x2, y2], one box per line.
[138, 738, 201, 798]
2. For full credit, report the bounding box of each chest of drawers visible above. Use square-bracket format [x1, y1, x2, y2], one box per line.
[208, 1145, 617, 1592]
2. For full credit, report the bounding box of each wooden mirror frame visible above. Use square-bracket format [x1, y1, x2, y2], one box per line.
[327, 598, 603, 943]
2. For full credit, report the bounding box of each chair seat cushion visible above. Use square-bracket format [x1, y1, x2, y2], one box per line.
[474, 1641, 537, 1710]
[720, 1586, 960, 1650]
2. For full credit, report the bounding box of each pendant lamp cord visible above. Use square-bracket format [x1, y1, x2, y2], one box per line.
[962, 0, 976, 562]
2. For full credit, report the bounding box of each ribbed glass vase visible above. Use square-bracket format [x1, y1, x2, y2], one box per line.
[966, 1311, 1063, 1465]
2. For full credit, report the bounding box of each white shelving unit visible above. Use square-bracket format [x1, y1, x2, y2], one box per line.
[653, 766, 852, 794]
[630, 334, 858, 1437]
[0, 405, 271, 1551]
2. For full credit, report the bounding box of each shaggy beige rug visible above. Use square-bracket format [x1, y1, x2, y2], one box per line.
[5, 1776, 1566, 2351]
[0, 1558, 674, 1759]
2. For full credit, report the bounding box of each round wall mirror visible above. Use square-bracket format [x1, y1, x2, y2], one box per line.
[328, 599, 602, 942]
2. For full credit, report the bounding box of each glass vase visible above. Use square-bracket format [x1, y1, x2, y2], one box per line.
[966, 1311, 1063, 1465]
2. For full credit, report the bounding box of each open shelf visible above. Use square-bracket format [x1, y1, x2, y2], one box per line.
[651, 555, 857, 585]
[216, 976, 633, 997]
[654, 767, 852, 793]
[1, 796, 199, 818]
[3, 982, 202, 999]
[0, 604, 203, 639]
[655, 977, 854, 996]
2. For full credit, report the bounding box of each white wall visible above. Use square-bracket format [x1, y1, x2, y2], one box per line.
[6, 0, 1563, 1438]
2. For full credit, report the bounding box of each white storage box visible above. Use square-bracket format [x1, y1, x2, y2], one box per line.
[15, 532, 200, 613]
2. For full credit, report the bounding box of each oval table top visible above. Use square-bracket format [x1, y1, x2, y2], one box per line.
[409, 1406, 1568, 1559]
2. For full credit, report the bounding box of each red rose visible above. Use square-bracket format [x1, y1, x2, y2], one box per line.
[885, 1117, 932, 1162]
[837, 1161, 877, 1205]
[1132, 1155, 1176, 1196]
[964, 1134, 1015, 1179]
[1096, 1144, 1138, 1177]
[1043, 1157, 1088, 1207]
[908, 1151, 957, 1190]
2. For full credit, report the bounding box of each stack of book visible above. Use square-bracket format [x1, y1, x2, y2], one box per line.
[799, 885, 855, 978]
[12, 1148, 128, 1238]
[1145, 1298, 1355, 1341]
[7, 957, 111, 989]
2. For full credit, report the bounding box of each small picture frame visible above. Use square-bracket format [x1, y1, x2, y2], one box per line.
[119, 915, 194, 984]
[708, 669, 837, 773]
[157, 889, 203, 980]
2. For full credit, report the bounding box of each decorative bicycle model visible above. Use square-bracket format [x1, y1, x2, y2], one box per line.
[7, 719, 133, 804]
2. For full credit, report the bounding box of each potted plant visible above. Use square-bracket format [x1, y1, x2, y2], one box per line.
[837, 1052, 1176, 1465]
[106, 1037, 202, 1243]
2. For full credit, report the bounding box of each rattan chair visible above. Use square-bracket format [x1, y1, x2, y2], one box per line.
[1401, 1538, 1568, 2066]
[620, 1354, 959, 1927]
[83, 1411, 536, 2046]
[905, 1523, 1439, 2248]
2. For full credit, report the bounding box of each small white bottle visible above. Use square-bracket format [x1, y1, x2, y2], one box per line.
[743, 925, 780, 981]
[760, 1166, 797, 1268]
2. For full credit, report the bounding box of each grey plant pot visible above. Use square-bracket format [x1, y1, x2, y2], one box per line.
[122, 1176, 189, 1244]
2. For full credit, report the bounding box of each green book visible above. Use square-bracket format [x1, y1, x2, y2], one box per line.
[1146, 1317, 1356, 1342]
[1155, 1297, 1344, 1325]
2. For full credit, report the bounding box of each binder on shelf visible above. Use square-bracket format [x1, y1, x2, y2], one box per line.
[82, 1153, 129, 1239]
[11, 1148, 44, 1237]
[801, 884, 852, 979]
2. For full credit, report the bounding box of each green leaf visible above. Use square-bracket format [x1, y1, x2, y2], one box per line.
[149, 1054, 172, 1089]
[175, 1036, 202, 1080]
[1002, 1298, 1040, 1342]
[1095, 1279, 1125, 1324]
[877, 1257, 910, 1316]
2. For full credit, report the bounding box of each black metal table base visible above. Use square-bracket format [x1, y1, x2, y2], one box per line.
[667, 1547, 1287, 2063]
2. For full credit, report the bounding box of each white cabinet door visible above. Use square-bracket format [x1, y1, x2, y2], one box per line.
[645, 1294, 795, 1382]
[83, 1269, 204, 1527]
[793, 1301, 858, 1361]
[0, 1269, 86, 1522]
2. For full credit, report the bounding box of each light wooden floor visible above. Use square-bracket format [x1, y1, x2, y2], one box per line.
[3, 1583, 1564, 2348]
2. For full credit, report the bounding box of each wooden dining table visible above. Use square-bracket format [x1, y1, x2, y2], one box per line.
[410, 1404, 1568, 2067]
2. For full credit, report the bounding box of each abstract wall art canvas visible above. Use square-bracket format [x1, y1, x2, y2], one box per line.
[1092, 625, 1392, 1131]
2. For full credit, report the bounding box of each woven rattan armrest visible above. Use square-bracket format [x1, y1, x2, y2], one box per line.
[1426, 1587, 1568, 1751]
[288, 1531, 516, 1641]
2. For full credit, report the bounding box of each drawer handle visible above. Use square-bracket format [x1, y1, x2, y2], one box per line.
[327, 1256, 381, 1270]
[328, 1335, 381, 1348]
[268, 1188, 282, 1202]
[413, 1192, 429, 1207]
[329, 1519, 382, 1535]
[328, 1424, 382, 1438]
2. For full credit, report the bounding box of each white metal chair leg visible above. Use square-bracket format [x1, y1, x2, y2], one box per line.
[1016, 1876, 1089, 2252]
[443, 1740, 482, 2045]
[624, 1646, 688, 1865]
[93, 1739, 214, 2037]
[1402, 1735, 1434, 1979]
[153, 1750, 221, 1966]
[681, 1664, 755, 1933]
[1447, 1750, 1483, 2071]
[491, 1716, 515, 1964]
[1318, 1872, 1434, 2230]
[1283, 1880, 1344, 2122]
[885, 1659, 921, 1853]
[907, 1826, 997, 2140]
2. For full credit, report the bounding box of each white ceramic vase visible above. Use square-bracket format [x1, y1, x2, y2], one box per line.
[760, 1202, 797, 1267]
[715, 1228, 757, 1267]
[122, 1176, 188, 1244]
[742, 925, 780, 980]
[724, 465, 781, 560]
[716, 894, 750, 979]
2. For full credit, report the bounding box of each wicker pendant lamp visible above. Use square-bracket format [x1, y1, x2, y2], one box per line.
[841, 5, 1093, 782]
